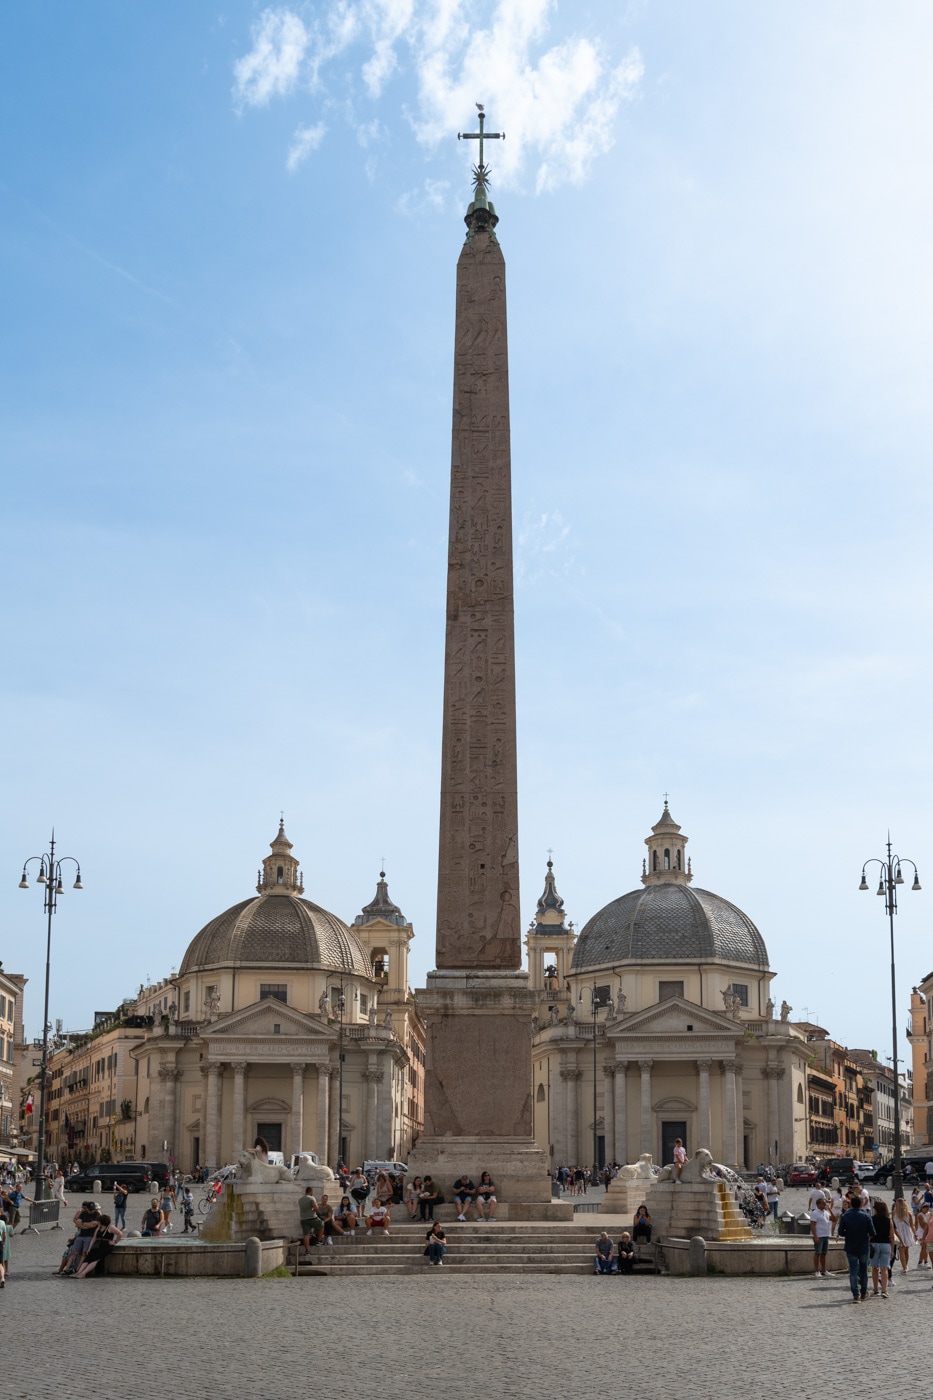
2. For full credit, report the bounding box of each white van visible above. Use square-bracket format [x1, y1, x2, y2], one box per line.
[363, 1160, 408, 1176]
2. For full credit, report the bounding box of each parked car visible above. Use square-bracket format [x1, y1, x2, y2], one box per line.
[789, 1163, 817, 1186]
[65, 1162, 152, 1193]
[816, 1157, 857, 1186]
[853, 1161, 877, 1181]
[362, 1160, 408, 1177]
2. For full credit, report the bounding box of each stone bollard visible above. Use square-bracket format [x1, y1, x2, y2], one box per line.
[244, 1237, 262, 1278]
[93, 1180, 102, 1195]
[688, 1236, 707, 1275]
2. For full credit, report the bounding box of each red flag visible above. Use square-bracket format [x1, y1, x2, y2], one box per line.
[24, 1091, 34, 1114]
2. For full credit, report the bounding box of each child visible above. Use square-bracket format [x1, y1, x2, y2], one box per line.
[180, 1185, 196, 1234]
[366, 1197, 391, 1236]
[673, 1138, 687, 1182]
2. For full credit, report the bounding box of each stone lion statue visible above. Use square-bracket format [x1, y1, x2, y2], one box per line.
[294, 1155, 336, 1193]
[619, 1152, 655, 1181]
[236, 1149, 292, 1184]
[656, 1148, 715, 1183]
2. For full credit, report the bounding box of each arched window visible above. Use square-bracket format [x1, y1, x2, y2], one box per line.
[536, 1083, 546, 1102]
[676, 850, 682, 869]
[653, 851, 659, 871]
[796, 1083, 804, 1104]
[664, 848, 671, 870]
[276, 865, 284, 884]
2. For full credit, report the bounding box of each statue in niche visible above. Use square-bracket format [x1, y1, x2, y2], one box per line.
[204, 988, 221, 1022]
[318, 990, 330, 1017]
[549, 1005, 560, 1027]
[780, 1000, 792, 1022]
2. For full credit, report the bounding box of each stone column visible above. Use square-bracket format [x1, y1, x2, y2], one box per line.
[614, 1060, 628, 1165]
[734, 1060, 745, 1167]
[231, 1061, 248, 1157]
[767, 1064, 784, 1164]
[205, 1063, 223, 1171]
[697, 1058, 712, 1150]
[376, 1054, 394, 1158]
[291, 1063, 305, 1159]
[315, 1064, 330, 1163]
[602, 1066, 615, 1164]
[328, 1067, 340, 1167]
[763, 1065, 779, 1164]
[639, 1059, 653, 1154]
[364, 1064, 383, 1159]
[561, 1068, 582, 1164]
[158, 1066, 180, 1162]
[722, 1059, 738, 1166]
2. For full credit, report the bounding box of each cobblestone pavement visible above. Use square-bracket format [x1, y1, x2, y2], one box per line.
[7, 1187, 929, 1400]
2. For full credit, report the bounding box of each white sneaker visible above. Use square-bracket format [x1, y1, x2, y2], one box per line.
[457, 1214, 465, 1222]
[366, 1229, 372, 1235]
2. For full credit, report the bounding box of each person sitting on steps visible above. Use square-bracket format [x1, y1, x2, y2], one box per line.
[425, 1220, 447, 1266]
[452, 1175, 477, 1222]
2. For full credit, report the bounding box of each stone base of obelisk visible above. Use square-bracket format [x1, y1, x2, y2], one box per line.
[409, 971, 573, 1221]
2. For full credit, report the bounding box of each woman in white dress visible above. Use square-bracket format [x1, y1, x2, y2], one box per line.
[892, 1197, 915, 1275]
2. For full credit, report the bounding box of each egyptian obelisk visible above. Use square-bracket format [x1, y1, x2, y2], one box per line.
[409, 112, 567, 1217]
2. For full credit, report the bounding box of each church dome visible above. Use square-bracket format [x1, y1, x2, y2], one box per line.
[571, 805, 769, 972]
[179, 823, 371, 977]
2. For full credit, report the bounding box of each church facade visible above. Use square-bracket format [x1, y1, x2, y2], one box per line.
[39, 824, 423, 1172]
[122, 823, 425, 1172]
[526, 805, 809, 1171]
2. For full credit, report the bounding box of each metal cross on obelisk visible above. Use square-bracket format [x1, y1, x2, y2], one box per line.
[458, 104, 505, 184]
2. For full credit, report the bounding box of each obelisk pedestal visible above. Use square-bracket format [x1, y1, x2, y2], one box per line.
[409, 120, 570, 1219]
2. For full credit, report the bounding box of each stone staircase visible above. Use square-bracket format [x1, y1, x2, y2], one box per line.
[293, 1222, 662, 1277]
[715, 1181, 753, 1241]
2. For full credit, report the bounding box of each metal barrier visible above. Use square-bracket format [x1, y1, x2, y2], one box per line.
[23, 1198, 63, 1234]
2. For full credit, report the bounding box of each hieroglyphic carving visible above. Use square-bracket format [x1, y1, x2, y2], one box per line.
[437, 225, 519, 969]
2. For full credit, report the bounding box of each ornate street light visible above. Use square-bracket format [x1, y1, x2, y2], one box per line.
[18, 832, 83, 1201]
[859, 836, 921, 1201]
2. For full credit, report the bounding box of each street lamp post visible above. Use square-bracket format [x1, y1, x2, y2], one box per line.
[334, 979, 356, 1171]
[18, 832, 83, 1201]
[579, 981, 612, 1177]
[859, 836, 921, 1202]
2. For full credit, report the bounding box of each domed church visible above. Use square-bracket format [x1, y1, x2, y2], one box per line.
[526, 805, 808, 1171]
[131, 823, 423, 1172]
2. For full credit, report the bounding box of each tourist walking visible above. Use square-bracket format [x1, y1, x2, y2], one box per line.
[869, 1199, 895, 1298]
[0, 1211, 9, 1287]
[112, 1182, 129, 1231]
[838, 1196, 875, 1302]
[892, 1198, 915, 1275]
[809, 1195, 832, 1277]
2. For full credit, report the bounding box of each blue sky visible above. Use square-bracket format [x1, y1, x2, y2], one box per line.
[2, 2, 932, 1062]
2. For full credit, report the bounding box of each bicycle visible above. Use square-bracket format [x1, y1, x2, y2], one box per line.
[198, 1182, 223, 1214]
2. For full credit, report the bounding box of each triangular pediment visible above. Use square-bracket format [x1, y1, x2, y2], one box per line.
[201, 1000, 333, 1040]
[611, 996, 739, 1038]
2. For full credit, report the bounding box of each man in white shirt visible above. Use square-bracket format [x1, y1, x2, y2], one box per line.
[808, 1184, 829, 1212]
[810, 1198, 832, 1277]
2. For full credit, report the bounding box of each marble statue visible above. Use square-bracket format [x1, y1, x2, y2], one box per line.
[549, 1005, 560, 1026]
[368, 1004, 378, 1026]
[619, 1153, 655, 1181]
[566, 1001, 575, 1023]
[780, 1000, 791, 1022]
[530, 1015, 539, 1035]
[236, 1149, 292, 1184]
[382, 1007, 392, 1030]
[318, 990, 330, 1017]
[765, 998, 775, 1020]
[656, 1148, 715, 1183]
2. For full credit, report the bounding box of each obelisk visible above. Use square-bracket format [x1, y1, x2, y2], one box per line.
[409, 112, 567, 1217]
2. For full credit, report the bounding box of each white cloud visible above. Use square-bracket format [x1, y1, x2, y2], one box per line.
[233, 8, 309, 109]
[232, 1, 642, 190]
[286, 122, 327, 171]
[516, 509, 576, 584]
[396, 176, 450, 214]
